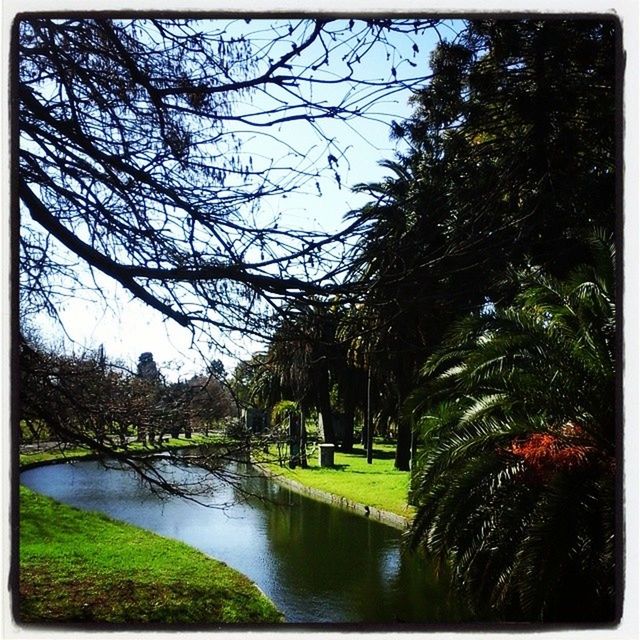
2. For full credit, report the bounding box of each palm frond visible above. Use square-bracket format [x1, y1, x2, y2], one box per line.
[408, 244, 616, 621]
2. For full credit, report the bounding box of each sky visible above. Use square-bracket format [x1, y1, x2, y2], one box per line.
[25, 18, 449, 381]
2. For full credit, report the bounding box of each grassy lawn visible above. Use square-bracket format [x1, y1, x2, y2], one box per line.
[18, 486, 283, 624]
[256, 442, 415, 519]
[19, 434, 226, 468]
[19, 446, 93, 467]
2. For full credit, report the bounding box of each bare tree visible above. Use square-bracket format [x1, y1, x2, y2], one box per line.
[17, 16, 438, 345]
[19, 335, 256, 501]
[15, 16, 440, 497]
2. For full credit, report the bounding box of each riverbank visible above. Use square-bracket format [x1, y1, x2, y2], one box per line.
[19, 434, 227, 469]
[17, 438, 414, 623]
[253, 443, 415, 530]
[18, 486, 283, 624]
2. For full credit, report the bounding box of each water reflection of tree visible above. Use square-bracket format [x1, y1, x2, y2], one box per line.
[233, 478, 460, 623]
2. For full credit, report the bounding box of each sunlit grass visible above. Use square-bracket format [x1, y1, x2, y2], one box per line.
[19, 447, 94, 467]
[19, 486, 283, 624]
[256, 442, 415, 518]
[19, 433, 227, 468]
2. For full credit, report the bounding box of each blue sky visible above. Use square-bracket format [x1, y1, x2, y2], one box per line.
[25, 19, 451, 380]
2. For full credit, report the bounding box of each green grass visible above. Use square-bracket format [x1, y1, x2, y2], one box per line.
[257, 443, 415, 518]
[19, 447, 93, 467]
[19, 486, 283, 624]
[128, 433, 228, 450]
[19, 434, 227, 468]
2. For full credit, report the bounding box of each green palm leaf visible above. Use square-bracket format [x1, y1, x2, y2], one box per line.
[408, 234, 616, 621]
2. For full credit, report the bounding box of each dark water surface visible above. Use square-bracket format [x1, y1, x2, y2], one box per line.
[21, 457, 461, 624]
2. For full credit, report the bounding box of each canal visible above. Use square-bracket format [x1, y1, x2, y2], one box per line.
[21, 457, 461, 624]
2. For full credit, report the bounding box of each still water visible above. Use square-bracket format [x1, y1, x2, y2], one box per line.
[21, 457, 461, 624]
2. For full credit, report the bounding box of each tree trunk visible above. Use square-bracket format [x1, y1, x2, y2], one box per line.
[288, 412, 301, 468]
[394, 414, 411, 471]
[300, 410, 308, 468]
[319, 407, 334, 444]
[317, 364, 335, 444]
[341, 405, 355, 452]
[361, 414, 368, 447]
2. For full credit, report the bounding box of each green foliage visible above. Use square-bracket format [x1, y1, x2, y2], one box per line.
[408, 240, 616, 622]
[270, 400, 298, 427]
[19, 487, 283, 624]
[343, 18, 616, 470]
[220, 416, 248, 440]
[238, 303, 360, 447]
[418, 18, 615, 280]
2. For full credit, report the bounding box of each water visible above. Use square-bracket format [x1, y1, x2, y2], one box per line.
[21, 457, 461, 624]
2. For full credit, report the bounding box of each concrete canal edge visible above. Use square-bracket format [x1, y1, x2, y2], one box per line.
[252, 463, 412, 531]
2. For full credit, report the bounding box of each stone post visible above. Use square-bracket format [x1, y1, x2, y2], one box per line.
[319, 443, 335, 467]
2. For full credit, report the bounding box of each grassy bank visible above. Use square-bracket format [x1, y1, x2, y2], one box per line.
[256, 443, 415, 519]
[19, 434, 226, 468]
[19, 486, 283, 624]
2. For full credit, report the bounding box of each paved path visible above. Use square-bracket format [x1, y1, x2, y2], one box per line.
[20, 441, 68, 453]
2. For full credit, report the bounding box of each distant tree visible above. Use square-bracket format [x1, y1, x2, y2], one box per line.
[132, 352, 162, 444]
[186, 374, 236, 435]
[137, 352, 160, 381]
[20, 340, 140, 452]
[231, 353, 280, 414]
[157, 380, 190, 439]
[258, 302, 339, 443]
[328, 310, 365, 453]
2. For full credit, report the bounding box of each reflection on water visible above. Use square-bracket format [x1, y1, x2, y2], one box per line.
[21, 459, 462, 623]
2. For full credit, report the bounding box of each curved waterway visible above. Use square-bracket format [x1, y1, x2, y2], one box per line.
[21, 457, 462, 624]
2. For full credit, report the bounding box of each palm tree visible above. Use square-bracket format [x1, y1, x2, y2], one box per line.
[408, 233, 616, 622]
[345, 159, 448, 469]
[247, 301, 343, 448]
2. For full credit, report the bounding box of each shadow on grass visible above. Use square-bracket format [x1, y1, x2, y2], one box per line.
[301, 464, 350, 472]
[341, 446, 396, 461]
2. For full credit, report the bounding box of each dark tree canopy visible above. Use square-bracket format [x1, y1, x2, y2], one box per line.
[342, 18, 617, 468]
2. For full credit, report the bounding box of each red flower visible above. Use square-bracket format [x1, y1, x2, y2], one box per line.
[506, 423, 599, 482]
